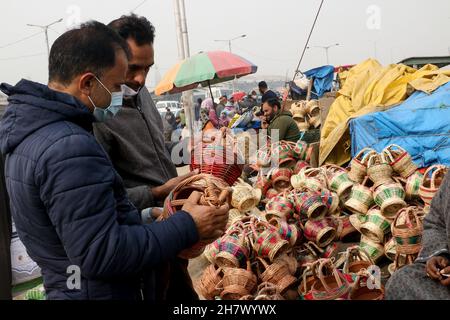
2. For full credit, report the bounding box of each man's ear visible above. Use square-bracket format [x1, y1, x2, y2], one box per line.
[78, 73, 96, 97]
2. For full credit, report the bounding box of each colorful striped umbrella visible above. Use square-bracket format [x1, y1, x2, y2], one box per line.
[155, 51, 257, 96]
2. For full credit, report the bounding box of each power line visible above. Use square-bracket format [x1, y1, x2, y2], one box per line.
[131, 0, 148, 12]
[0, 31, 44, 49]
[292, 0, 325, 80]
[0, 52, 46, 61]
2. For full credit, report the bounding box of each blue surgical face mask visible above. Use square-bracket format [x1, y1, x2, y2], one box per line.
[88, 76, 124, 122]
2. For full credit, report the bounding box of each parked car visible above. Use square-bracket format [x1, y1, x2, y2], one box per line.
[156, 100, 181, 111]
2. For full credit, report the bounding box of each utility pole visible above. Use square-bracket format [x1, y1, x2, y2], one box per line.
[307, 43, 339, 65]
[27, 18, 63, 58]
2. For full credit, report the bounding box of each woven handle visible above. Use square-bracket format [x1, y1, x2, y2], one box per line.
[430, 165, 447, 189]
[381, 148, 395, 163]
[355, 147, 376, 162]
[317, 259, 343, 293]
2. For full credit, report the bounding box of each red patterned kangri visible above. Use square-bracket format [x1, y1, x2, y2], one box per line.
[265, 193, 294, 221]
[290, 190, 328, 221]
[382, 144, 418, 179]
[304, 218, 337, 248]
[190, 134, 244, 186]
[250, 218, 290, 262]
[419, 165, 448, 206]
[348, 148, 377, 183]
[270, 167, 293, 192]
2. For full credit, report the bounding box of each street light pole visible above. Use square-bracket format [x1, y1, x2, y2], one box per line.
[27, 18, 63, 58]
[214, 34, 246, 92]
[307, 43, 340, 65]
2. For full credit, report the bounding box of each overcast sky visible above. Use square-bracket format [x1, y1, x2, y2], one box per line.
[1, 0, 449, 88]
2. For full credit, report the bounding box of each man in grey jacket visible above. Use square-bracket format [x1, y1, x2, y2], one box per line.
[93, 15, 196, 300]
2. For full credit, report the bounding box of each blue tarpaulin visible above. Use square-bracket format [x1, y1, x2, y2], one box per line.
[349, 81, 450, 167]
[304, 65, 334, 98]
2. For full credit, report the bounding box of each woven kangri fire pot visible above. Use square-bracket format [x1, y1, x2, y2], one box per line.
[269, 167, 293, 192]
[295, 117, 310, 132]
[345, 176, 374, 215]
[256, 144, 271, 167]
[226, 208, 245, 229]
[359, 235, 385, 263]
[203, 237, 222, 264]
[323, 164, 354, 203]
[299, 167, 328, 192]
[161, 174, 231, 259]
[268, 218, 301, 246]
[382, 144, 418, 179]
[349, 213, 368, 233]
[219, 260, 257, 300]
[373, 182, 406, 219]
[198, 264, 223, 300]
[254, 282, 285, 300]
[264, 193, 294, 221]
[392, 206, 424, 269]
[304, 218, 337, 248]
[215, 224, 250, 268]
[272, 141, 297, 168]
[403, 171, 423, 201]
[254, 172, 271, 197]
[257, 257, 297, 294]
[419, 165, 448, 207]
[290, 101, 308, 118]
[349, 275, 384, 300]
[298, 261, 320, 299]
[293, 160, 310, 175]
[360, 207, 392, 243]
[334, 214, 359, 242]
[367, 153, 394, 188]
[340, 245, 375, 275]
[291, 140, 309, 160]
[250, 218, 290, 262]
[275, 252, 299, 276]
[310, 258, 351, 300]
[320, 189, 340, 215]
[190, 134, 244, 186]
[231, 179, 261, 212]
[384, 237, 397, 261]
[348, 148, 377, 183]
[290, 190, 328, 221]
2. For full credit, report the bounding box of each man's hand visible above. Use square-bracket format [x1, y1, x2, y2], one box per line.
[426, 256, 449, 282]
[182, 191, 229, 242]
[152, 169, 199, 200]
[439, 266, 450, 286]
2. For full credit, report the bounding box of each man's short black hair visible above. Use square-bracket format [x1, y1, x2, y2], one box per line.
[265, 98, 281, 109]
[48, 21, 130, 85]
[258, 81, 268, 89]
[108, 14, 155, 46]
[197, 98, 203, 103]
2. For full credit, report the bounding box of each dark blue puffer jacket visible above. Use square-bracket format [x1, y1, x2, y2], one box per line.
[0, 79, 199, 300]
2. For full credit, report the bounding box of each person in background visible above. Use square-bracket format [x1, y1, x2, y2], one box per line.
[194, 98, 202, 121]
[0, 21, 229, 300]
[262, 98, 300, 142]
[201, 97, 218, 128]
[216, 95, 227, 118]
[179, 108, 186, 128]
[258, 81, 278, 104]
[218, 110, 229, 128]
[163, 107, 176, 142]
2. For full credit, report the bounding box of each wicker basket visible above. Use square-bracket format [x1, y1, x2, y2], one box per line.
[320, 189, 340, 215]
[349, 213, 368, 233]
[290, 101, 308, 118]
[345, 176, 374, 215]
[215, 224, 250, 268]
[257, 257, 297, 294]
[360, 207, 392, 243]
[293, 160, 310, 175]
[254, 282, 285, 300]
[190, 135, 244, 186]
[265, 193, 295, 221]
[300, 167, 328, 192]
[310, 259, 351, 300]
[348, 148, 377, 183]
[373, 182, 406, 219]
[231, 179, 261, 212]
[254, 172, 271, 197]
[219, 260, 257, 300]
[384, 237, 397, 261]
[359, 235, 385, 263]
[304, 218, 337, 248]
[290, 190, 328, 220]
[198, 264, 223, 300]
[382, 144, 418, 179]
[323, 164, 354, 202]
[268, 218, 301, 246]
[250, 218, 289, 262]
[334, 215, 359, 242]
[265, 188, 280, 201]
[161, 174, 231, 259]
[272, 141, 297, 168]
[298, 261, 320, 299]
[392, 207, 423, 262]
[340, 245, 375, 275]
[419, 165, 448, 206]
[367, 153, 394, 188]
[269, 167, 293, 192]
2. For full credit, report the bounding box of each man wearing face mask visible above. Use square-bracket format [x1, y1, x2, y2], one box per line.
[0, 21, 229, 300]
[93, 14, 201, 300]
